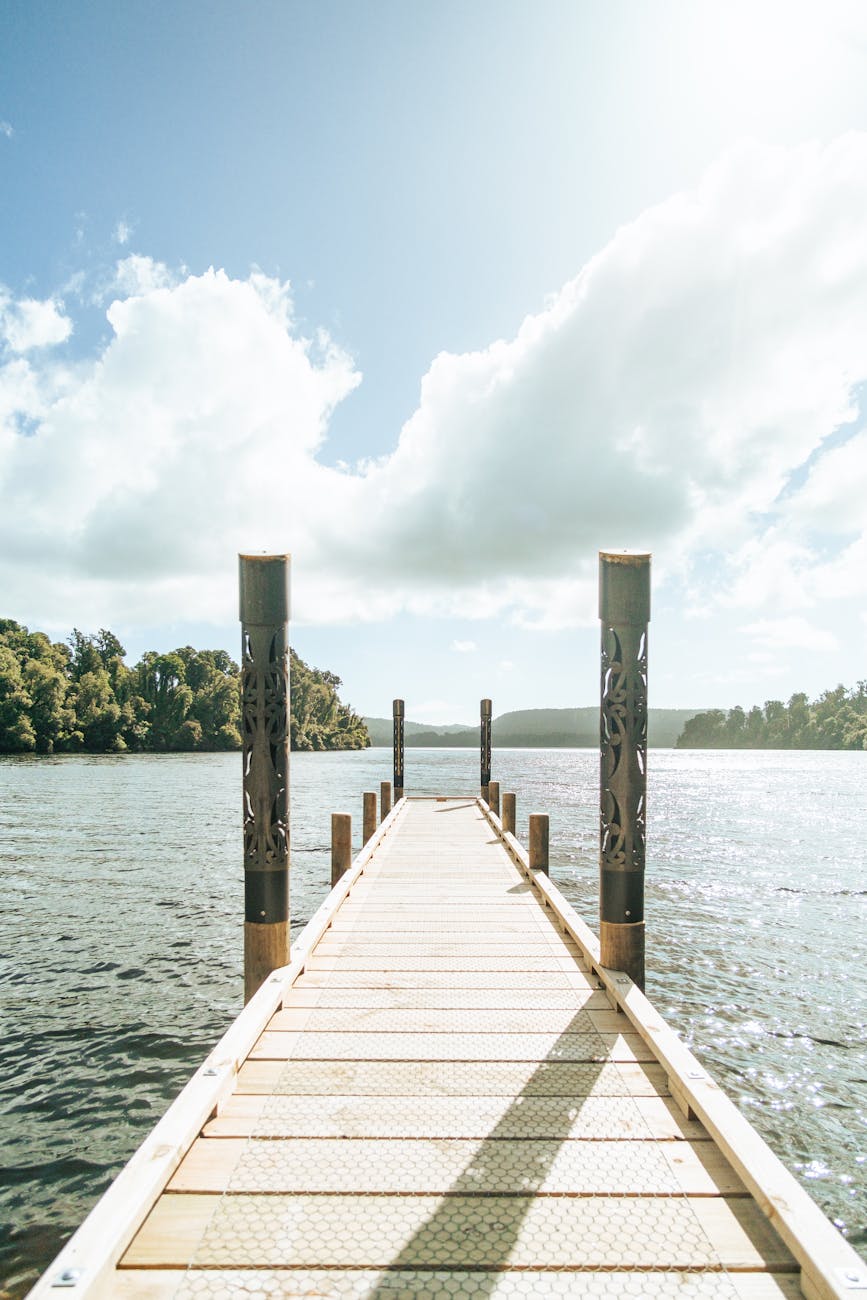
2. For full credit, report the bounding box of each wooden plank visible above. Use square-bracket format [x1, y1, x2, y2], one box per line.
[122, 1192, 797, 1269]
[231, 1058, 671, 1098]
[281, 987, 610, 1010]
[294, 969, 593, 989]
[266, 1006, 598, 1034]
[305, 956, 586, 971]
[204, 1092, 703, 1140]
[313, 939, 584, 955]
[111, 1269, 807, 1299]
[249, 1029, 608, 1061]
[329, 916, 562, 928]
[167, 1134, 745, 1195]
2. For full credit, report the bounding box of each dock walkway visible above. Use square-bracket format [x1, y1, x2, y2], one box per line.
[33, 797, 865, 1299]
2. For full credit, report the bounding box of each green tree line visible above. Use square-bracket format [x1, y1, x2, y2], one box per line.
[676, 683, 867, 750]
[0, 620, 369, 754]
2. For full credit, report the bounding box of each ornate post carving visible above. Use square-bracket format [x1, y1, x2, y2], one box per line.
[240, 553, 290, 1003]
[393, 699, 405, 801]
[480, 698, 492, 802]
[599, 550, 650, 990]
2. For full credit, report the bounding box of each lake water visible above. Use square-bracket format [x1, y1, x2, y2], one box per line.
[1, 747, 865, 1295]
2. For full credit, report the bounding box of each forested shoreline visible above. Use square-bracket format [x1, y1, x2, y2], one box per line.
[0, 620, 369, 754]
[676, 683, 867, 750]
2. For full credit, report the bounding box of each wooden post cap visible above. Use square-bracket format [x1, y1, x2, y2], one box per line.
[481, 698, 492, 718]
[239, 554, 291, 624]
[599, 551, 651, 625]
[393, 699, 405, 716]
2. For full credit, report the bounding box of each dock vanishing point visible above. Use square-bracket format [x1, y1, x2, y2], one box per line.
[30, 554, 867, 1300]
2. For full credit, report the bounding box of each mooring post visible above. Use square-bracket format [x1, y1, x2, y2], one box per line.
[380, 780, 392, 822]
[502, 792, 516, 836]
[599, 550, 650, 991]
[480, 698, 492, 802]
[393, 698, 405, 802]
[529, 814, 549, 874]
[331, 813, 351, 887]
[239, 552, 291, 1004]
[488, 780, 500, 818]
[363, 791, 377, 844]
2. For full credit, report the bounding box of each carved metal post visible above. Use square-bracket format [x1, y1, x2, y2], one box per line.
[331, 813, 351, 887]
[529, 814, 549, 875]
[393, 699, 405, 802]
[502, 792, 516, 836]
[380, 780, 392, 822]
[363, 792, 377, 844]
[480, 698, 492, 802]
[240, 553, 290, 1003]
[599, 550, 650, 990]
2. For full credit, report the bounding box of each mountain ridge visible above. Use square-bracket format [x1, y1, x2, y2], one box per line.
[363, 706, 704, 749]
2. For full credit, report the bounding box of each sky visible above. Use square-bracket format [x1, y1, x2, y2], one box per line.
[4, 0, 867, 724]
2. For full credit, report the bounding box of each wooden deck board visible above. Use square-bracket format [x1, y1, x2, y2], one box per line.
[49, 795, 844, 1296]
[122, 1191, 796, 1270]
[167, 1134, 746, 1195]
[111, 1269, 806, 1299]
[203, 1092, 702, 1140]
[231, 1057, 671, 1097]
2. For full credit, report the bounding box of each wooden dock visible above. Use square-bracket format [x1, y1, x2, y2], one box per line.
[31, 796, 867, 1299]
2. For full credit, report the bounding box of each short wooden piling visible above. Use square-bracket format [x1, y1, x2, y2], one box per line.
[529, 814, 549, 874]
[239, 552, 291, 1003]
[599, 549, 650, 990]
[393, 699, 405, 801]
[502, 792, 516, 835]
[363, 791, 377, 844]
[331, 813, 351, 886]
[480, 698, 492, 802]
[380, 780, 392, 822]
[488, 780, 500, 817]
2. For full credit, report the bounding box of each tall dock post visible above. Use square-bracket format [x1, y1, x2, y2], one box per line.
[239, 553, 291, 1003]
[480, 698, 492, 802]
[393, 699, 405, 802]
[599, 550, 650, 991]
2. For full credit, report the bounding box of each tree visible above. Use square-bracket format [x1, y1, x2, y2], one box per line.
[72, 668, 124, 751]
[0, 646, 35, 750]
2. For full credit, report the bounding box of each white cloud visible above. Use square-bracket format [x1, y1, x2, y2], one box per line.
[0, 293, 72, 352]
[451, 639, 477, 653]
[741, 616, 838, 653]
[6, 134, 867, 632]
[0, 266, 359, 626]
[0, 121, 13, 138]
[109, 254, 178, 298]
[114, 220, 133, 246]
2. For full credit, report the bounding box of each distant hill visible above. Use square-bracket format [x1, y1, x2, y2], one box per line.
[363, 707, 703, 749]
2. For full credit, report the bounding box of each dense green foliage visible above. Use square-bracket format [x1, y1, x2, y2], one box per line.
[676, 684, 867, 750]
[289, 648, 369, 752]
[0, 621, 369, 754]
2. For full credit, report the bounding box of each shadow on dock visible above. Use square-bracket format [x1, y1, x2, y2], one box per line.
[367, 1006, 610, 1295]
